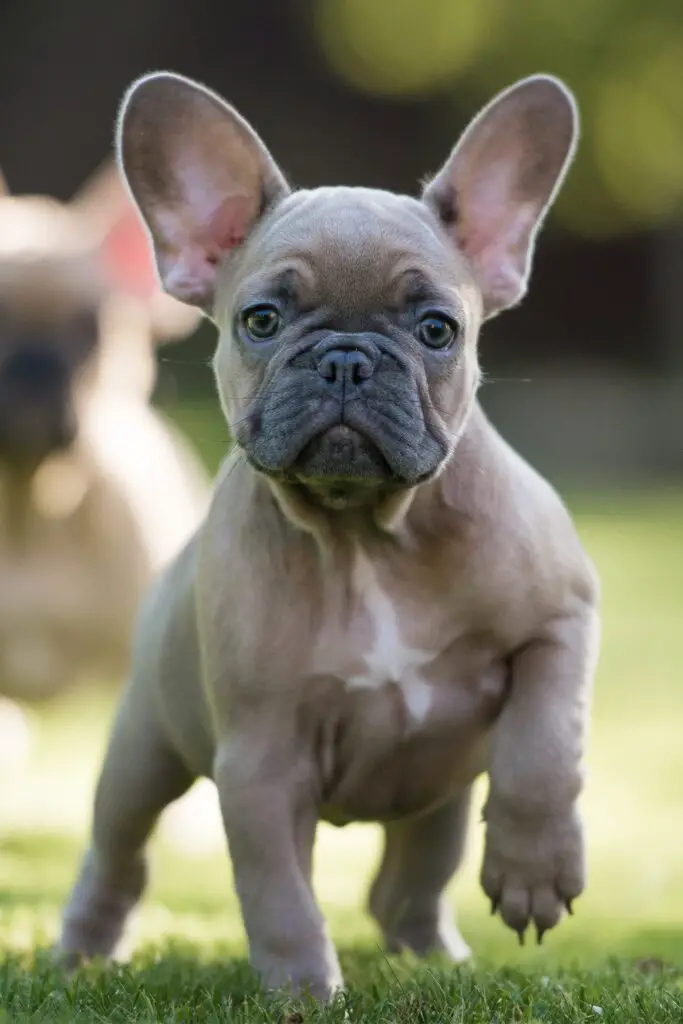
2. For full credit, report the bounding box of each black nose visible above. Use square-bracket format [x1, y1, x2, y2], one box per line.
[315, 337, 379, 388]
[317, 349, 375, 386]
[2, 346, 66, 393]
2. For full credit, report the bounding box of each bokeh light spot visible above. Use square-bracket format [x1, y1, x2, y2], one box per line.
[314, 0, 499, 98]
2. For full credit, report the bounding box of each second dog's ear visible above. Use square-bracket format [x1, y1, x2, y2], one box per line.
[70, 157, 201, 342]
[118, 72, 290, 312]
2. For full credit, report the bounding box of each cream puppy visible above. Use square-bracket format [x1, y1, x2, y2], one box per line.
[0, 162, 208, 707]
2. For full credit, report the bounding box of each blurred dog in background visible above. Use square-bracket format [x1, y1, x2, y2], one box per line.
[0, 162, 210, 799]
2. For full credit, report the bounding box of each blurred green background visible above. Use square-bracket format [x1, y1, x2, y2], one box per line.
[1, 0, 683, 1000]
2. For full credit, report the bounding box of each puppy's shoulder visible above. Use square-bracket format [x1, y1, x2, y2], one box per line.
[496, 435, 599, 612]
[448, 408, 599, 612]
[134, 526, 202, 665]
[201, 450, 294, 568]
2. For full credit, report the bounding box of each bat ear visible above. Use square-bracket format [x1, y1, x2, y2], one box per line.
[71, 158, 161, 296]
[422, 75, 578, 318]
[70, 158, 201, 342]
[117, 71, 290, 312]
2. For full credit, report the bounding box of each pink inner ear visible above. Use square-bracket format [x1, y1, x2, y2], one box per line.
[456, 166, 520, 262]
[156, 192, 261, 307]
[102, 206, 161, 297]
[198, 193, 258, 262]
[457, 181, 538, 309]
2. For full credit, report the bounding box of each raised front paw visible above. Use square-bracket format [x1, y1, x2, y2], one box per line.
[481, 801, 585, 944]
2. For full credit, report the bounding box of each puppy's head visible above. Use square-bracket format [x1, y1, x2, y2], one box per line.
[0, 164, 199, 471]
[118, 73, 577, 520]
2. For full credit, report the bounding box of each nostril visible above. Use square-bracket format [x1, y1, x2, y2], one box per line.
[347, 352, 373, 385]
[317, 351, 341, 383]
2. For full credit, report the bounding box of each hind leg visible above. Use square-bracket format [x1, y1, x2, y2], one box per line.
[59, 689, 194, 961]
[368, 790, 472, 961]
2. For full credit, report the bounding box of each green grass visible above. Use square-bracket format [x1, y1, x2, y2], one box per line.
[2, 402, 683, 1020]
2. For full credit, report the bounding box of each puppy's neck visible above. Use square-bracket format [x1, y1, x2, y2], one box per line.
[259, 404, 491, 552]
[264, 477, 414, 541]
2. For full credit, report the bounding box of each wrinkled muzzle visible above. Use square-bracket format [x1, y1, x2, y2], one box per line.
[234, 332, 451, 494]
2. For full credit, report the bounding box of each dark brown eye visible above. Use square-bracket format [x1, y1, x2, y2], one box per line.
[242, 304, 282, 342]
[417, 314, 459, 349]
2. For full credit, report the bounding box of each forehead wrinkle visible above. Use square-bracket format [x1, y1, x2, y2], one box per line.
[233, 186, 474, 315]
[389, 264, 452, 304]
[297, 238, 461, 315]
[236, 257, 317, 304]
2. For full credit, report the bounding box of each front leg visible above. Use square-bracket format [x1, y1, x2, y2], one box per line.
[214, 735, 342, 1001]
[482, 601, 600, 943]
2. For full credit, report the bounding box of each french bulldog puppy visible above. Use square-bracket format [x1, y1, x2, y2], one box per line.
[59, 71, 600, 1000]
[0, 162, 208, 712]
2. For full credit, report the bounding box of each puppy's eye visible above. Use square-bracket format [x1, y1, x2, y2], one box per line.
[242, 304, 282, 342]
[417, 314, 459, 349]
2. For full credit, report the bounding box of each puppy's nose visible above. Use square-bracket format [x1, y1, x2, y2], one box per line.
[2, 346, 66, 394]
[315, 337, 378, 388]
[318, 349, 374, 386]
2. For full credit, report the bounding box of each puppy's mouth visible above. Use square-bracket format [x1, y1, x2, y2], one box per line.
[291, 424, 394, 508]
[242, 395, 448, 496]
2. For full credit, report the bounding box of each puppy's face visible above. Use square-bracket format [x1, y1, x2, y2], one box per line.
[0, 198, 105, 467]
[119, 72, 577, 515]
[0, 175, 200, 472]
[215, 188, 481, 506]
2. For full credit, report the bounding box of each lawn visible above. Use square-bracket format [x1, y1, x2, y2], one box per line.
[2, 401, 683, 1021]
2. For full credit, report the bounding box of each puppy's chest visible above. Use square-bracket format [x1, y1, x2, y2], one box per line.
[312, 549, 505, 730]
[307, 548, 508, 822]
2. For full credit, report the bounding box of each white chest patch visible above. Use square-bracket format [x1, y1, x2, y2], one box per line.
[347, 551, 436, 722]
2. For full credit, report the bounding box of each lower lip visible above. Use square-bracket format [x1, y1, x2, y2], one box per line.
[323, 424, 361, 442]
